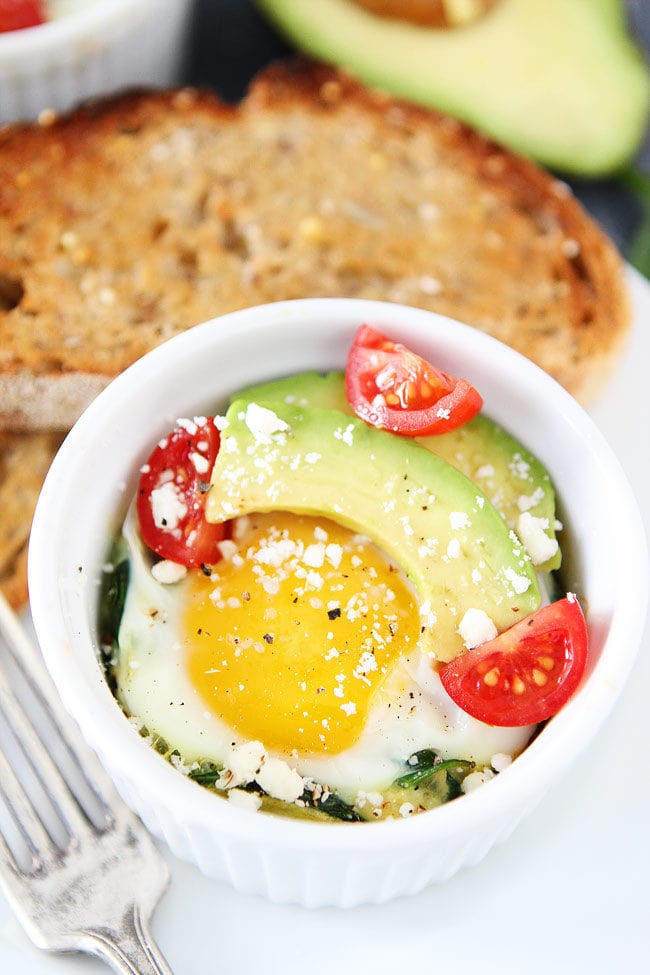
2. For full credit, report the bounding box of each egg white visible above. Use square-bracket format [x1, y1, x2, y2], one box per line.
[114, 509, 534, 796]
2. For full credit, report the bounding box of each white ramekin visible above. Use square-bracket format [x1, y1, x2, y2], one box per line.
[0, 0, 193, 123]
[28, 299, 649, 908]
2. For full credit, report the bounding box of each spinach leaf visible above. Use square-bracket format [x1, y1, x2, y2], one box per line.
[304, 790, 364, 823]
[188, 761, 222, 787]
[395, 749, 474, 790]
[99, 551, 129, 655]
[187, 762, 363, 822]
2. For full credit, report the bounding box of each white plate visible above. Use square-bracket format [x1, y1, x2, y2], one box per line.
[2, 269, 648, 975]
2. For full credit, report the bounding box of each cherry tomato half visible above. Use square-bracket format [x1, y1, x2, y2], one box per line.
[440, 596, 588, 727]
[345, 324, 483, 436]
[0, 0, 45, 32]
[137, 417, 229, 568]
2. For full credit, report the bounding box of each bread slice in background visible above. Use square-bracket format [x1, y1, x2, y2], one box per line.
[0, 59, 631, 430]
[0, 431, 63, 608]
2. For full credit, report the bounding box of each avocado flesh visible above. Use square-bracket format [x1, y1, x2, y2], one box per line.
[257, 0, 650, 176]
[236, 371, 561, 572]
[207, 399, 540, 664]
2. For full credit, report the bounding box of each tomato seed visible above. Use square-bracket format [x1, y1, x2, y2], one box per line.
[385, 392, 400, 406]
[537, 655, 555, 671]
[512, 676, 526, 695]
[483, 667, 500, 687]
[532, 668, 547, 687]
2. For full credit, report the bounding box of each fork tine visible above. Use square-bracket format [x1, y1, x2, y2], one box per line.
[0, 593, 116, 827]
[0, 744, 54, 867]
[0, 663, 96, 846]
[0, 820, 20, 875]
[0, 596, 174, 974]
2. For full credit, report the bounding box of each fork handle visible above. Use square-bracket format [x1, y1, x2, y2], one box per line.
[82, 904, 174, 975]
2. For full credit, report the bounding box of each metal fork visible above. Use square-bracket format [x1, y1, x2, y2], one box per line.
[0, 592, 174, 974]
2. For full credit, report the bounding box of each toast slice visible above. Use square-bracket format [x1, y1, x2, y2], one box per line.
[0, 59, 630, 430]
[0, 431, 63, 608]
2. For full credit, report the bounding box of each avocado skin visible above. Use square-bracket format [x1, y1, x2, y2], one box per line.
[256, 0, 650, 176]
[237, 371, 561, 572]
[208, 397, 540, 663]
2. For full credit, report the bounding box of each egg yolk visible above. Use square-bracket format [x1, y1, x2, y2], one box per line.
[184, 512, 419, 755]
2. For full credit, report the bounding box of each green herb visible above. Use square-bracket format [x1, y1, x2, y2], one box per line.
[99, 543, 129, 654]
[395, 749, 474, 790]
[185, 760, 363, 822]
[98, 546, 129, 693]
[188, 761, 222, 787]
[302, 789, 364, 823]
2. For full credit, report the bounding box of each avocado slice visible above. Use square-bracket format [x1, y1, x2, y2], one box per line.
[256, 0, 650, 176]
[237, 370, 351, 413]
[236, 371, 561, 571]
[207, 399, 540, 663]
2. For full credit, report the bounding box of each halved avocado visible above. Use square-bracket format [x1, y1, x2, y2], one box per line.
[207, 398, 540, 663]
[257, 0, 650, 176]
[236, 370, 561, 572]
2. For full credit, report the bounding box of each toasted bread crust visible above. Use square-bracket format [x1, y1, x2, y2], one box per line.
[0, 59, 631, 430]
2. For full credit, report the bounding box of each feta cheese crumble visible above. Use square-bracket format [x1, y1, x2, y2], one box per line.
[216, 742, 304, 803]
[244, 402, 290, 445]
[151, 560, 187, 584]
[150, 481, 186, 531]
[458, 608, 498, 649]
[255, 758, 304, 803]
[517, 512, 559, 565]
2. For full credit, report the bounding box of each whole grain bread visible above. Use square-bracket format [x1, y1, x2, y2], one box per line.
[0, 431, 62, 608]
[0, 59, 631, 430]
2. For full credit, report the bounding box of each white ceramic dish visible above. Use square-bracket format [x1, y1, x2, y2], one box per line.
[0, 0, 192, 123]
[28, 298, 648, 909]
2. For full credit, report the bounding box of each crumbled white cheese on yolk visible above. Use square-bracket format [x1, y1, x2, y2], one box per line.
[517, 512, 559, 565]
[303, 543, 325, 568]
[458, 608, 498, 649]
